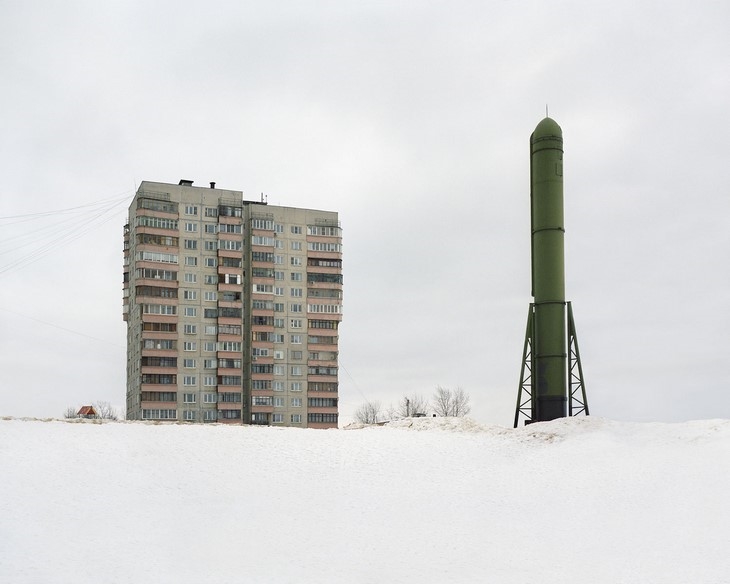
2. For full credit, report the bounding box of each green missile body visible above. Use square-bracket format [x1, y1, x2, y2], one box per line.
[530, 117, 567, 421]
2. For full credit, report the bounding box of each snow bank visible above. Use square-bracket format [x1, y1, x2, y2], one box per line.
[1, 416, 729, 583]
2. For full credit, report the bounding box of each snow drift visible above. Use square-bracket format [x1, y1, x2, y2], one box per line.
[1, 416, 729, 583]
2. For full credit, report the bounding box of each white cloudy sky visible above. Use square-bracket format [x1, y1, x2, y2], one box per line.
[1, 0, 728, 424]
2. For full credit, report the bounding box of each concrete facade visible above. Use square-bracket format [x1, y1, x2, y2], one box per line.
[123, 180, 342, 428]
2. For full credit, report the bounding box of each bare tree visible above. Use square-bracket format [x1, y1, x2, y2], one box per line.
[450, 387, 471, 417]
[432, 386, 471, 417]
[93, 401, 119, 420]
[63, 406, 79, 419]
[353, 401, 382, 424]
[393, 394, 430, 418]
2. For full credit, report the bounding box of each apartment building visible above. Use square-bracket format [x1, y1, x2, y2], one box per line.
[123, 180, 342, 428]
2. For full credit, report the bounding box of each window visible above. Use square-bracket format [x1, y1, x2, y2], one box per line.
[137, 198, 178, 214]
[291, 398, 302, 407]
[204, 309, 218, 319]
[307, 273, 343, 285]
[274, 271, 284, 280]
[309, 319, 338, 330]
[274, 350, 284, 360]
[204, 376, 216, 386]
[219, 392, 242, 403]
[307, 304, 342, 314]
[142, 304, 176, 315]
[290, 350, 303, 360]
[308, 366, 338, 376]
[308, 413, 339, 424]
[143, 339, 176, 350]
[185, 205, 198, 215]
[185, 222, 198, 232]
[275, 287, 284, 296]
[274, 397, 285, 407]
[218, 375, 242, 386]
[291, 382, 302, 392]
[204, 275, 217, 285]
[273, 365, 285, 376]
[220, 409, 241, 419]
[141, 374, 176, 384]
[217, 341, 242, 352]
[274, 223, 284, 233]
[274, 240, 283, 249]
[251, 218, 274, 230]
[253, 284, 273, 294]
[184, 307, 197, 317]
[291, 414, 302, 423]
[274, 303, 284, 312]
[183, 393, 196, 403]
[272, 414, 283, 423]
[204, 240, 217, 250]
[184, 273, 197, 283]
[184, 324, 197, 334]
[290, 257, 302, 266]
[135, 268, 177, 281]
[203, 410, 218, 421]
[204, 325, 217, 335]
[309, 398, 338, 408]
[135, 216, 178, 230]
[291, 241, 302, 251]
[185, 256, 198, 267]
[203, 342, 216, 352]
[273, 381, 285, 391]
[203, 393, 217, 403]
[252, 235, 275, 246]
[274, 255, 283, 264]
[183, 376, 197, 386]
[204, 358, 217, 369]
[291, 225, 302, 234]
[204, 291, 217, 302]
[183, 341, 197, 351]
[183, 410, 196, 421]
[220, 273, 241, 285]
[183, 359, 196, 368]
[307, 225, 341, 237]
[290, 335, 302, 344]
[273, 334, 284, 343]
[142, 409, 177, 420]
[290, 288, 302, 297]
[252, 396, 273, 406]
[183, 290, 197, 300]
[291, 272, 302, 281]
[205, 257, 218, 267]
[290, 304, 302, 313]
[204, 207, 218, 218]
[307, 241, 342, 253]
[205, 224, 217, 234]
[252, 380, 272, 390]
[135, 251, 178, 264]
[184, 239, 197, 250]
[221, 257, 242, 268]
[219, 239, 242, 251]
[290, 366, 303, 376]
[219, 223, 242, 233]
[274, 318, 284, 328]
[143, 322, 177, 333]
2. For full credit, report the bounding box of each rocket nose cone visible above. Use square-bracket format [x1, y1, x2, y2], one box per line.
[533, 117, 562, 139]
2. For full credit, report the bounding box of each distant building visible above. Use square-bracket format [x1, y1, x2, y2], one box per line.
[77, 405, 98, 419]
[123, 180, 342, 428]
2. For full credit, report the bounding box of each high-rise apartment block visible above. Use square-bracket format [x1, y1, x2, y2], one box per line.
[123, 180, 342, 428]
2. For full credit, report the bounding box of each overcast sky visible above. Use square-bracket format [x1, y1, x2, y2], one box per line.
[1, 0, 728, 425]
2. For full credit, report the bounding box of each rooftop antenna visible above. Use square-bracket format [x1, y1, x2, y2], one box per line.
[546, 104, 549, 117]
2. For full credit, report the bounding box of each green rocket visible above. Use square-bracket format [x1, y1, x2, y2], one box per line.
[514, 118, 589, 426]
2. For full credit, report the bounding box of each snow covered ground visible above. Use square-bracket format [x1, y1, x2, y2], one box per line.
[1, 416, 729, 583]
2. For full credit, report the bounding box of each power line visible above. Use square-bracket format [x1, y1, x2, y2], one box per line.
[0, 193, 132, 276]
[0, 307, 125, 350]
